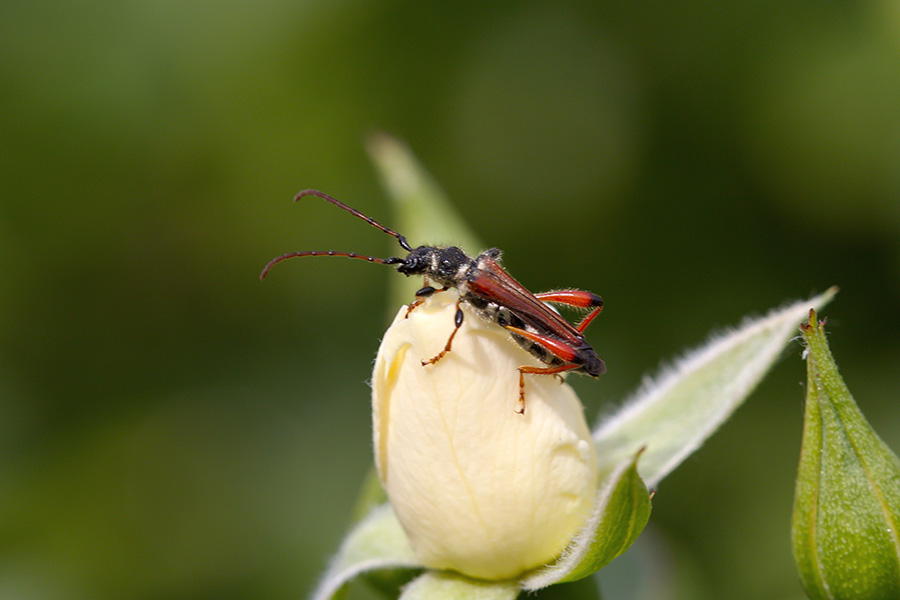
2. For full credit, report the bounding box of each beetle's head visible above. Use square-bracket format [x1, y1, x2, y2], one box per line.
[394, 246, 472, 287]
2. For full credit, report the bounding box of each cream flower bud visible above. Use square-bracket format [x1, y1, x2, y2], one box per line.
[372, 290, 599, 580]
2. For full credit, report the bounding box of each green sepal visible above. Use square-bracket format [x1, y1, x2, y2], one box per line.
[522, 451, 651, 590]
[399, 571, 519, 600]
[594, 288, 837, 487]
[310, 503, 423, 600]
[366, 132, 484, 310]
[792, 311, 900, 600]
[350, 466, 388, 524]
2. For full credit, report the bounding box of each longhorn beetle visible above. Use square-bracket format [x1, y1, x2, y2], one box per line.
[261, 189, 605, 413]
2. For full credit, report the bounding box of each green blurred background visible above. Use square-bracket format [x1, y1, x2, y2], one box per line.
[3, 1, 900, 599]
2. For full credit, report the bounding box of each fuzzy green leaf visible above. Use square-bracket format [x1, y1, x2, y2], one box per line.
[793, 311, 900, 600]
[593, 288, 837, 486]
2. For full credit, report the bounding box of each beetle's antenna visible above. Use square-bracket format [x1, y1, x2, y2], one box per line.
[259, 251, 402, 280]
[296, 189, 413, 252]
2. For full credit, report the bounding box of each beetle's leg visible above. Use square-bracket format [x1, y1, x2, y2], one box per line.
[533, 290, 603, 332]
[517, 363, 581, 414]
[504, 325, 581, 363]
[502, 324, 586, 413]
[405, 285, 449, 318]
[421, 298, 463, 366]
